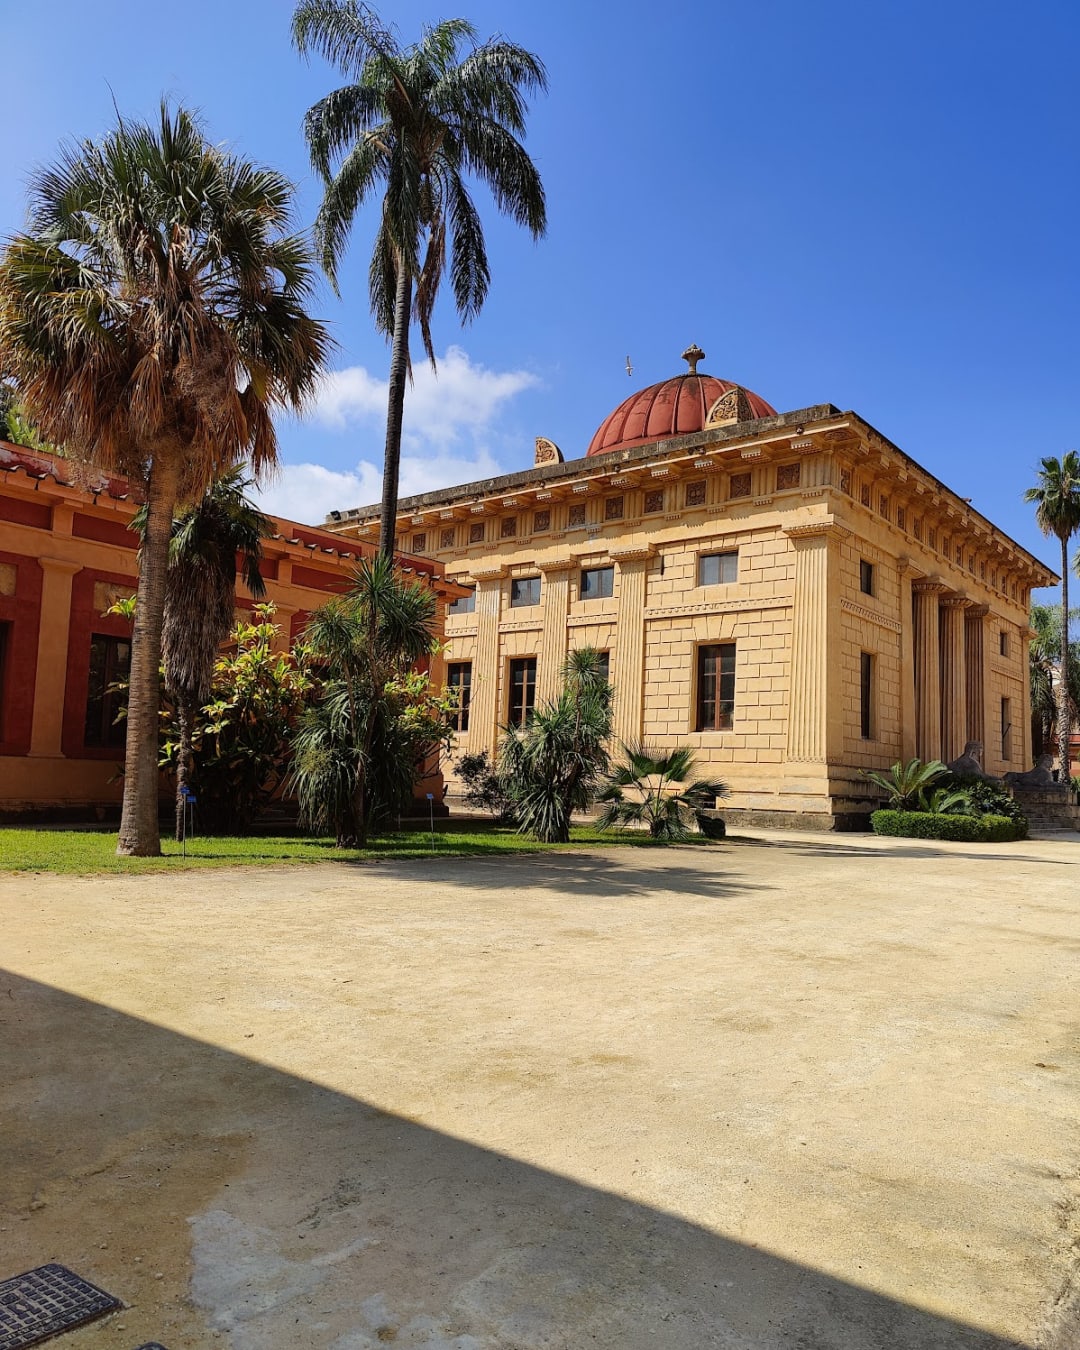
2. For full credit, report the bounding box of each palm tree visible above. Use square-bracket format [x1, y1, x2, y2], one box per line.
[293, 1, 547, 556]
[134, 471, 272, 841]
[498, 648, 613, 844]
[862, 757, 950, 810]
[1029, 603, 1080, 761]
[1025, 453, 1080, 776]
[597, 745, 729, 842]
[0, 103, 330, 854]
[291, 552, 439, 845]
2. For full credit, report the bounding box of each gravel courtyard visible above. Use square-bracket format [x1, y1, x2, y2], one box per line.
[1, 830, 1078, 1349]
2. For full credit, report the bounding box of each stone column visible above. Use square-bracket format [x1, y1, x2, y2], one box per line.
[611, 547, 652, 746]
[897, 560, 917, 761]
[912, 581, 944, 762]
[468, 567, 504, 756]
[29, 557, 83, 757]
[784, 522, 843, 763]
[939, 595, 968, 763]
[536, 560, 573, 702]
[964, 605, 989, 751]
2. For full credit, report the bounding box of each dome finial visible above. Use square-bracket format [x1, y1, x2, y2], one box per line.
[681, 343, 705, 375]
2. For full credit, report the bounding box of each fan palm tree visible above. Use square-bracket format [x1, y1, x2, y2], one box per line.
[134, 471, 272, 841]
[0, 103, 330, 854]
[597, 744, 729, 842]
[292, 1, 547, 556]
[291, 552, 439, 845]
[862, 757, 950, 810]
[1025, 453, 1080, 775]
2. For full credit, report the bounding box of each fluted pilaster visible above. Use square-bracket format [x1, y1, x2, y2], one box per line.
[785, 523, 834, 762]
[537, 561, 573, 702]
[964, 605, 988, 750]
[611, 548, 651, 746]
[913, 581, 944, 762]
[30, 557, 82, 757]
[467, 568, 504, 754]
[940, 596, 968, 763]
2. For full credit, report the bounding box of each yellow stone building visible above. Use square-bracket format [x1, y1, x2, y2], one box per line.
[327, 348, 1055, 827]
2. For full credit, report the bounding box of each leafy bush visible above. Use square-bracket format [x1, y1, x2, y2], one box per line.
[455, 750, 515, 823]
[942, 773, 1028, 825]
[871, 810, 1027, 842]
[862, 757, 950, 809]
[598, 744, 729, 841]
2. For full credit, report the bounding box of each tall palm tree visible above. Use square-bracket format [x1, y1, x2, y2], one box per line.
[1025, 453, 1080, 775]
[292, 1, 547, 556]
[0, 103, 330, 854]
[135, 471, 272, 840]
[1029, 602, 1080, 762]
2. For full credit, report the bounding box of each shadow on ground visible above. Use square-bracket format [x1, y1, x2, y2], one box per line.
[0, 968, 1043, 1350]
[724, 833, 1074, 866]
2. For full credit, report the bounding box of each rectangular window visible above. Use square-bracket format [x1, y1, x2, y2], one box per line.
[448, 587, 475, 616]
[999, 629, 1009, 657]
[510, 576, 541, 607]
[508, 657, 537, 727]
[860, 560, 874, 595]
[699, 551, 738, 586]
[860, 652, 873, 739]
[596, 650, 610, 683]
[580, 566, 614, 600]
[696, 643, 736, 731]
[447, 662, 471, 733]
[84, 634, 131, 748]
[1001, 697, 1012, 762]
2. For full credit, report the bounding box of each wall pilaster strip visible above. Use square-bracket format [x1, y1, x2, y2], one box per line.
[612, 556, 648, 746]
[469, 573, 504, 754]
[939, 596, 968, 763]
[913, 582, 943, 762]
[537, 563, 572, 702]
[29, 557, 83, 757]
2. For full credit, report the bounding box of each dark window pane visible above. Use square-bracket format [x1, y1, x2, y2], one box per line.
[510, 577, 541, 607]
[508, 657, 537, 727]
[448, 662, 472, 733]
[84, 634, 131, 748]
[449, 587, 475, 615]
[699, 552, 738, 586]
[696, 643, 736, 731]
[580, 567, 614, 600]
[860, 652, 873, 739]
[860, 560, 874, 595]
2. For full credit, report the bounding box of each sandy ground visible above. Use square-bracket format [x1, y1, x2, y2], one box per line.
[1, 829, 1079, 1350]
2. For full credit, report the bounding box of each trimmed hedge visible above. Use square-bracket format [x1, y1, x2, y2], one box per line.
[871, 810, 1028, 842]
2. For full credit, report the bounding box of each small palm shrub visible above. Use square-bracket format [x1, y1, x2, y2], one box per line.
[499, 649, 613, 844]
[918, 787, 972, 815]
[597, 744, 729, 841]
[862, 757, 949, 810]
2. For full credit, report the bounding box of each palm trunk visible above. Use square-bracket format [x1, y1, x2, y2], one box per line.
[1059, 536, 1070, 779]
[174, 695, 194, 843]
[377, 262, 413, 559]
[117, 458, 180, 856]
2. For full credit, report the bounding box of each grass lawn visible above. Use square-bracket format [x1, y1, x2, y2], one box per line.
[0, 819, 710, 875]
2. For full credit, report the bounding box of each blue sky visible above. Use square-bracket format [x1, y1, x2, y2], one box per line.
[2, 0, 1077, 594]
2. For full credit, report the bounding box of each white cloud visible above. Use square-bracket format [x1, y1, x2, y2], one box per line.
[255, 346, 539, 528]
[254, 445, 508, 528]
[312, 344, 540, 448]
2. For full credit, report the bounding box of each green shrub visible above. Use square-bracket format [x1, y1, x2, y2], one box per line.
[942, 773, 1028, 826]
[870, 810, 1027, 842]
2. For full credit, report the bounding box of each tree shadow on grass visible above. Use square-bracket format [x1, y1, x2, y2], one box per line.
[0, 969, 1055, 1349]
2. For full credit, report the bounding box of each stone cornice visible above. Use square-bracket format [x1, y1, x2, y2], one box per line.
[782, 517, 852, 542]
[840, 598, 902, 633]
[643, 596, 791, 619]
[609, 545, 654, 563]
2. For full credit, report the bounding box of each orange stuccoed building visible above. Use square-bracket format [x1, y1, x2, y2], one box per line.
[0, 443, 458, 821]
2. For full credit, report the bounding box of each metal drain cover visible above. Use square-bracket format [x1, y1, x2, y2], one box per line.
[0, 1264, 121, 1349]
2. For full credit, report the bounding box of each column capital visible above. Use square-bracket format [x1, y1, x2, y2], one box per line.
[471, 564, 506, 582]
[537, 557, 576, 575]
[965, 604, 990, 619]
[609, 545, 654, 564]
[912, 577, 947, 594]
[37, 556, 83, 577]
[782, 516, 851, 543]
[940, 594, 972, 609]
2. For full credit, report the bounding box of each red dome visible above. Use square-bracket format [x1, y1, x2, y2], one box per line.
[586, 373, 776, 458]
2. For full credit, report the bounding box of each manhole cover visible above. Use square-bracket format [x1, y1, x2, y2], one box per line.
[0, 1264, 121, 1349]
